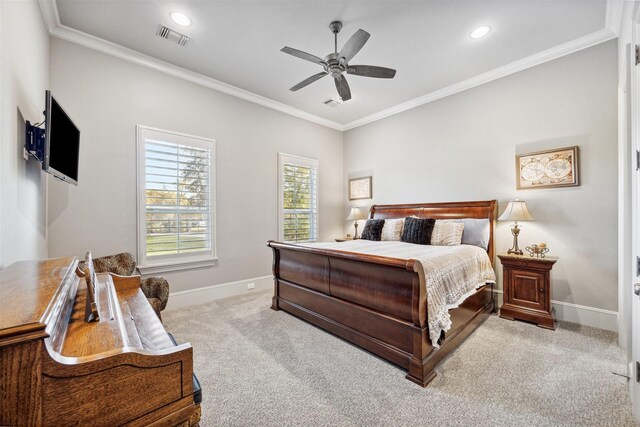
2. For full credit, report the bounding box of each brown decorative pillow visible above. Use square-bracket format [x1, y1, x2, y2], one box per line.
[401, 217, 435, 245]
[361, 219, 385, 241]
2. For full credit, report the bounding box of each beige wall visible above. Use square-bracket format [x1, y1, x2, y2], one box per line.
[0, 0, 49, 267]
[46, 34, 618, 313]
[48, 39, 344, 292]
[343, 40, 618, 311]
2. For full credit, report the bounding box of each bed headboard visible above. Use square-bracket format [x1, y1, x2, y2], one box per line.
[370, 200, 498, 264]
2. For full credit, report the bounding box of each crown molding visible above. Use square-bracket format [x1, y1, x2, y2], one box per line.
[342, 27, 616, 131]
[605, 0, 624, 36]
[40, 0, 617, 133]
[38, 0, 60, 32]
[37, 0, 345, 131]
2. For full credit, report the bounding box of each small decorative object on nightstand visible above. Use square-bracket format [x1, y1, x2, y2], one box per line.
[346, 207, 367, 239]
[335, 237, 354, 242]
[525, 243, 549, 258]
[498, 199, 534, 255]
[498, 253, 557, 330]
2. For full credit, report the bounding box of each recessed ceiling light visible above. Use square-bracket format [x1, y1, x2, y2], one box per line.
[470, 26, 491, 39]
[170, 12, 192, 27]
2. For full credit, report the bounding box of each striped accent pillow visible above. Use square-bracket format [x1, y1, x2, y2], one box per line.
[400, 217, 435, 245]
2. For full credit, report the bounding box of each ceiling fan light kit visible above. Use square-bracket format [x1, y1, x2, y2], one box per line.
[281, 20, 396, 102]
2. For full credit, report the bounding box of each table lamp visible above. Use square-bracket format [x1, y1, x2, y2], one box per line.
[498, 199, 534, 255]
[347, 207, 368, 239]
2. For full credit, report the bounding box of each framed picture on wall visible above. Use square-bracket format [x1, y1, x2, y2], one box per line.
[516, 146, 579, 189]
[349, 176, 372, 200]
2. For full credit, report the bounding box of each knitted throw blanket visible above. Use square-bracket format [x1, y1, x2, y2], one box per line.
[300, 240, 496, 347]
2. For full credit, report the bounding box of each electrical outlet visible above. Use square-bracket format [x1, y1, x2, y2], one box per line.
[247, 282, 255, 290]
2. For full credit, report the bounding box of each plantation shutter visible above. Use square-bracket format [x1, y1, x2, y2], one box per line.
[279, 154, 318, 243]
[137, 126, 216, 270]
[144, 140, 212, 256]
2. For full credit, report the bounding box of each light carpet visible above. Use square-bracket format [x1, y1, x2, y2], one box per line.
[164, 290, 636, 426]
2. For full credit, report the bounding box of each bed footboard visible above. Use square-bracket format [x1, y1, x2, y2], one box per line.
[268, 241, 494, 386]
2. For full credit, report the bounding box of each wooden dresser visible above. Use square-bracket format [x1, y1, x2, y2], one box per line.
[498, 254, 557, 330]
[0, 256, 201, 426]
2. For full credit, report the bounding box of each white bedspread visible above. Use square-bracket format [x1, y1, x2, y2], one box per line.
[299, 240, 496, 347]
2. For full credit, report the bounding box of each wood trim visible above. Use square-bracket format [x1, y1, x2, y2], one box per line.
[268, 240, 416, 271]
[0, 324, 48, 347]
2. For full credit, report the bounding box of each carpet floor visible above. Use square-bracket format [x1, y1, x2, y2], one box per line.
[164, 290, 636, 426]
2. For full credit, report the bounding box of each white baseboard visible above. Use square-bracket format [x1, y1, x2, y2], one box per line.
[166, 275, 273, 310]
[166, 279, 618, 332]
[494, 291, 618, 332]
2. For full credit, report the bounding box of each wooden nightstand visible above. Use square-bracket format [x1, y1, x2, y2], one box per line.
[498, 254, 557, 330]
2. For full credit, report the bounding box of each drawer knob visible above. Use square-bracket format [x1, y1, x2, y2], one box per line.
[540, 288, 545, 293]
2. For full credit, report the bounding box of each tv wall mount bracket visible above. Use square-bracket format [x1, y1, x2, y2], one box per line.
[25, 118, 45, 162]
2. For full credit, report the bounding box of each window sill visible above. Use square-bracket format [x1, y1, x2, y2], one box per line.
[138, 258, 218, 275]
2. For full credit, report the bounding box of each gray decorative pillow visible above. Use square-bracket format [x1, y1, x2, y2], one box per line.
[401, 217, 435, 245]
[453, 218, 490, 250]
[361, 219, 385, 241]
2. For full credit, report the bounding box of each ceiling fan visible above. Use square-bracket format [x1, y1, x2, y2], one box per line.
[281, 21, 396, 102]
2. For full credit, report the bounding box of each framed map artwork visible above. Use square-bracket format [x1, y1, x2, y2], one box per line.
[349, 176, 372, 200]
[516, 146, 579, 189]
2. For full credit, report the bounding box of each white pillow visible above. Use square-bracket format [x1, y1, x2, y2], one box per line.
[431, 220, 464, 246]
[381, 218, 404, 241]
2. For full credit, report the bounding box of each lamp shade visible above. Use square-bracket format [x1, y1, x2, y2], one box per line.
[347, 207, 367, 221]
[498, 200, 534, 222]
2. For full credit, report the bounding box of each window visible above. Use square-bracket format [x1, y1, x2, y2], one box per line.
[278, 153, 318, 243]
[136, 125, 216, 272]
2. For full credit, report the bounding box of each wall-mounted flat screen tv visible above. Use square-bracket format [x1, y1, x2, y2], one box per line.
[44, 90, 80, 185]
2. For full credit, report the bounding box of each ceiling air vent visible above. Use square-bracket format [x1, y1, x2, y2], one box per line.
[323, 99, 342, 107]
[157, 24, 190, 46]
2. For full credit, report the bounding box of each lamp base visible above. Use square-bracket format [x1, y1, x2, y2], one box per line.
[353, 221, 359, 239]
[508, 223, 523, 255]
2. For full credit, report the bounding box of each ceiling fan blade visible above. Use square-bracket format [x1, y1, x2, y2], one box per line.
[347, 65, 396, 79]
[290, 72, 328, 91]
[334, 76, 352, 101]
[281, 47, 325, 65]
[338, 29, 370, 62]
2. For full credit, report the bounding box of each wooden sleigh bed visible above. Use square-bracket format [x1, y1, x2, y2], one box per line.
[267, 200, 497, 386]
